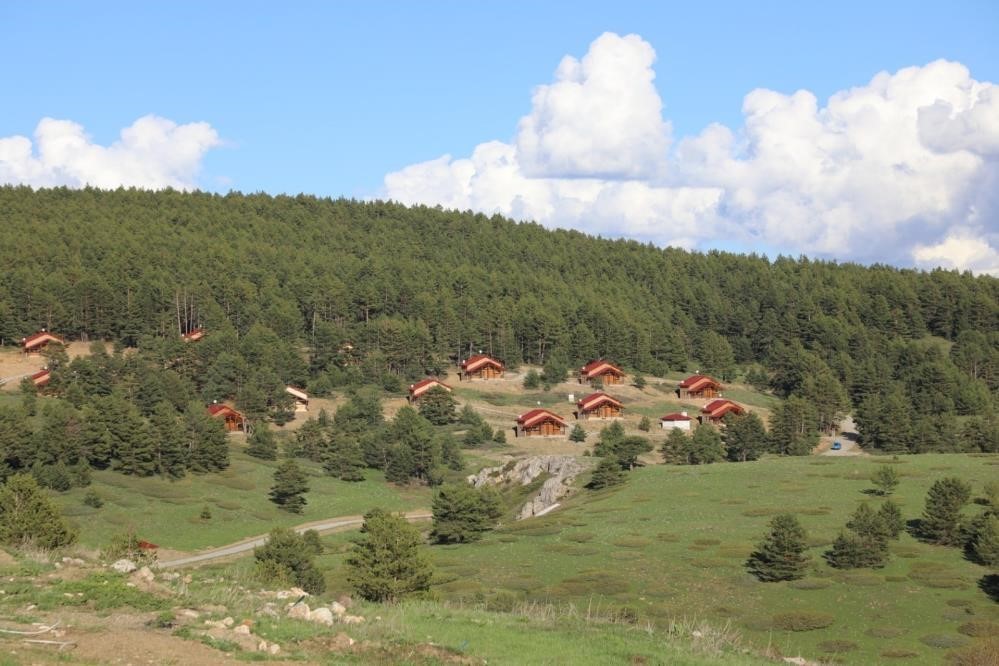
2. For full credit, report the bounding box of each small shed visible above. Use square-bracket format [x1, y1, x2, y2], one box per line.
[407, 378, 453, 403]
[21, 330, 65, 355]
[207, 404, 246, 433]
[699, 399, 746, 424]
[181, 328, 205, 342]
[578, 359, 625, 386]
[660, 411, 692, 431]
[460, 354, 504, 380]
[677, 374, 723, 399]
[575, 392, 624, 420]
[285, 386, 309, 412]
[516, 408, 567, 437]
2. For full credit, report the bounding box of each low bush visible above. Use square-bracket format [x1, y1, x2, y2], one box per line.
[919, 634, 969, 649]
[957, 620, 999, 637]
[817, 640, 857, 653]
[771, 611, 835, 631]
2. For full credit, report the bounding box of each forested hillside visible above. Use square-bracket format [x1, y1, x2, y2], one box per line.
[0, 186, 996, 454]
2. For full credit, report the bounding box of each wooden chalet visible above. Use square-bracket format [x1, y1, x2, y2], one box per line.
[460, 354, 504, 380]
[407, 378, 453, 403]
[21, 330, 65, 355]
[575, 392, 624, 420]
[660, 411, 692, 431]
[677, 374, 723, 399]
[516, 408, 567, 437]
[207, 404, 246, 433]
[578, 359, 625, 386]
[285, 386, 309, 412]
[699, 399, 746, 424]
[181, 328, 205, 342]
[30, 369, 51, 388]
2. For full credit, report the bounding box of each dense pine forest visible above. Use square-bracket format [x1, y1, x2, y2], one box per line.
[0, 186, 996, 467]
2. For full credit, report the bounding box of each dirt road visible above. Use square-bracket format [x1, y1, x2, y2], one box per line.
[156, 510, 431, 569]
[818, 415, 866, 456]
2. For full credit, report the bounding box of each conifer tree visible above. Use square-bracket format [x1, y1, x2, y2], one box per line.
[878, 500, 905, 539]
[150, 401, 186, 478]
[723, 412, 768, 462]
[269, 459, 309, 513]
[827, 503, 891, 568]
[254, 527, 325, 594]
[920, 477, 972, 545]
[0, 474, 77, 549]
[661, 428, 689, 464]
[871, 465, 899, 496]
[689, 423, 726, 464]
[746, 514, 810, 581]
[184, 403, 230, 473]
[323, 434, 365, 481]
[247, 425, 278, 461]
[972, 514, 999, 566]
[431, 483, 503, 543]
[345, 508, 432, 602]
[569, 423, 587, 443]
[417, 386, 457, 425]
[587, 457, 626, 489]
[638, 416, 652, 432]
[116, 420, 157, 477]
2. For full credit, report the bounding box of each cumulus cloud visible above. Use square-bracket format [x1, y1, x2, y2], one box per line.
[385, 33, 999, 275]
[0, 115, 221, 190]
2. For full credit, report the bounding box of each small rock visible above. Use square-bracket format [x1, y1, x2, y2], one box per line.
[125, 582, 136, 588]
[275, 587, 309, 600]
[182, 575, 193, 584]
[54, 562, 62, 569]
[177, 609, 200, 619]
[330, 632, 355, 649]
[160, 572, 180, 582]
[133, 566, 155, 583]
[308, 607, 334, 626]
[330, 601, 346, 616]
[287, 603, 311, 620]
[341, 615, 365, 625]
[268, 643, 281, 655]
[256, 603, 279, 618]
[232, 624, 251, 636]
[110, 559, 137, 574]
[221, 617, 234, 628]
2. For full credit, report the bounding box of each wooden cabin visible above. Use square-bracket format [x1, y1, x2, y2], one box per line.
[460, 354, 504, 380]
[516, 408, 567, 437]
[30, 369, 51, 388]
[575, 392, 624, 420]
[699, 399, 746, 424]
[21, 330, 65, 355]
[677, 374, 723, 399]
[207, 404, 246, 433]
[285, 386, 309, 412]
[578, 359, 625, 386]
[407, 378, 453, 403]
[181, 328, 205, 342]
[660, 411, 692, 431]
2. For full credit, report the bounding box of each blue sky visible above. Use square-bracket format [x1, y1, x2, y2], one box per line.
[2, 1, 998, 272]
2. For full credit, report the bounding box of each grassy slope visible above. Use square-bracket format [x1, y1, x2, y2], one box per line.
[55, 448, 431, 551]
[316, 453, 999, 664]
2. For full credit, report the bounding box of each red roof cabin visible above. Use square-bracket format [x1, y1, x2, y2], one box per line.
[285, 386, 309, 412]
[579, 359, 625, 386]
[460, 354, 504, 380]
[407, 378, 453, 403]
[660, 411, 692, 432]
[21, 330, 65, 355]
[699, 399, 746, 424]
[207, 404, 246, 433]
[677, 374, 723, 399]
[31, 369, 51, 388]
[516, 408, 567, 437]
[181, 328, 205, 342]
[575, 392, 624, 420]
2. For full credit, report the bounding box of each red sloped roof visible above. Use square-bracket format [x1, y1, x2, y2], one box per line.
[576, 391, 624, 412]
[21, 331, 65, 349]
[678, 374, 721, 390]
[461, 354, 504, 372]
[660, 412, 692, 421]
[182, 328, 205, 341]
[701, 399, 745, 418]
[517, 408, 567, 428]
[207, 404, 243, 419]
[580, 359, 624, 379]
[31, 369, 51, 385]
[408, 378, 453, 397]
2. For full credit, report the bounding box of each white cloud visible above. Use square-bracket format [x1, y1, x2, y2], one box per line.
[0, 115, 220, 190]
[384, 33, 999, 275]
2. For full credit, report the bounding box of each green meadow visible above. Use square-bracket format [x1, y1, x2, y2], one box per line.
[54, 447, 431, 551]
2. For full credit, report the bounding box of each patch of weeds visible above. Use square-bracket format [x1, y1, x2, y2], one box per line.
[554, 571, 630, 596]
[720, 499, 747, 505]
[656, 532, 680, 542]
[837, 572, 883, 587]
[717, 545, 753, 559]
[880, 649, 919, 659]
[957, 620, 999, 637]
[771, 611, 835, 631]
[712, 606, 741, 618]
[687, 544, 709, 551]
[612, 537, 651, 548]
[33, 573, 169, 612]
[919, 634, 969, 649]
[891, 545, 921, 558]
[564, 546, 599, 556]
[502, 576, 542, 592]
[943, 609, 975, 621]
[741, 507, 779, 517]
[867, 626, 907, 638]
[788, 578, 833, 590]
[885, 576, 908, 582]
[688, 557, 728, 569]
[692, 538, 721, 546]
[817, 640, 857, 654]
[146, 611, 176, 629]
[497, 535, 518, 543]
[565, 532, 595, 543]
[946, 599, 974, 607]
[609, 551, 642, 560]
[797, 508, 830, 516]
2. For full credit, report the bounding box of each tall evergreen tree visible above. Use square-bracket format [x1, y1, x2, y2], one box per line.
[746, 514, 810, 582]
[431, 483, 502, 544]
[723, 412, 768, 462]
[269, 459, 309, 513]
[417, 386, 457, 425]
[149, 401, 187, 478]
[345, 508, 433, 602]
[0, 474, 77, 549]
[247, 425, 278, 461]
[920, 477, 972, 545]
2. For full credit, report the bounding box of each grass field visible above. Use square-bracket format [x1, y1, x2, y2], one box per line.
[54, 447, 431, 551]
[310, 453, 999, 664]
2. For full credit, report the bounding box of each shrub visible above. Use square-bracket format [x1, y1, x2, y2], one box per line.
[199, 505, 212, 520]
[587, 458, 626, 490]
[522, 369, 540, 389]
[947, 638, 999, 666]
[346, 508, 432, 602]
[254, 527, 325, 594]
[431, 483, 503, 544]
[818, 640, 857, 653]
[771, 611, 834, 631]
[101, 530, 154, 564]
[919, 634, 969, 649]
[0, 474, 77, 549]
[83, 490, 104, 508]
[957, 621, 999, 638]
[871, 465, 900, 495]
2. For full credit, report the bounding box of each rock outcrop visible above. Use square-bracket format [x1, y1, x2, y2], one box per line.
[468, 455, 586, 519]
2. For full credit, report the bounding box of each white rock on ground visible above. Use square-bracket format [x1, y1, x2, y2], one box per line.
[468, 455, 586, 519]
[110, 559, 137, 573]
[287, 603, 311, 620]
[308, 607, 335, 625]
[330, 601, 347, 616]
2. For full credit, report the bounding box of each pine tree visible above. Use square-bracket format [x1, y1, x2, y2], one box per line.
[972, 514, 999, 566]
[878, 500, 905, 539]
[116, 420, 157, 477]
[150, 401, 187, 478]
[431, 483, 502, 543]
[184, 402, 230, 473]
[689, 423, 726, 464]
[522, 369, 540, 389]
[827, 503, 890, 569]
[247, 425, 278, 460]
[417, 386, 457, 425]
[569, 423, 587, 443]
[323, 434, 366, 481]
[661, 428, 689, 464]
[269, 459, 309, 513]
[920, 477, 972, 545]
[345, 508, 433, 602]
[871, 465, 899, 496]
[723, 412, 768, 462]
[0, 474, 77, 549]
[746, 514, 810, 581]
[587, 457, 626, 489]
[638, 416, 652, 432]
[253, 527, 326, 594]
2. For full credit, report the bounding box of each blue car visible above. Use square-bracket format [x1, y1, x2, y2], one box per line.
[831, 441, 842, 451]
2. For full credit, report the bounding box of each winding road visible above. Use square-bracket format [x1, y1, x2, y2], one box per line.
[155, 510, 431, 569]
